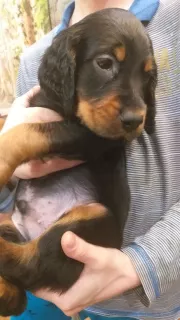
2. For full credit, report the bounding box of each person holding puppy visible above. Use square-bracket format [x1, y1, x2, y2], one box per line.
[1, 1, 180, 320]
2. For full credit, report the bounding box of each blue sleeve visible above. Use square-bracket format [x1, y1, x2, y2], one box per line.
[0, 187, 16, 213]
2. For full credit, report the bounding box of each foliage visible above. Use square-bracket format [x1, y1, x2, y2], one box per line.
[0, 0, 51, 106]
[0, 0, 25, 104]
[33, 0, 51, 35]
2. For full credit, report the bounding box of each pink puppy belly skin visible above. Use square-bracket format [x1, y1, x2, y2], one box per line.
[12, 165, 96, 240]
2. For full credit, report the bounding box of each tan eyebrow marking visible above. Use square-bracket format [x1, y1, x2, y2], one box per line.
[114, 46, 126, 61]
[144, 57, 153, 72]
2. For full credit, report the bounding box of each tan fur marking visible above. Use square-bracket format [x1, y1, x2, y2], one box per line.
[0, 277, 19, 299]
[57, 203, 107, 226]
[0, 276, 22, 316]
[0, 123, 49, 187]
[0, 213, 11, 223]
[77, 96, 146, 140]
[0, 236, 37, 264]
[20, 241, 38, 264]
[114, 46, 126, 61]
[0, 220, 16, 229]
[0, 236, 20, 261]
[144, 57, 153, 72]
[0, 119, 5, 131]
[77, 95, 123, 139]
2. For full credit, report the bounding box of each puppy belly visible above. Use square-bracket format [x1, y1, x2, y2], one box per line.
[12, 165, 97, 241]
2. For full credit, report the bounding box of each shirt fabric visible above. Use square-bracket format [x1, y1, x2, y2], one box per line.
[7, 0, 180, 319]
[0, 186, 15, 212]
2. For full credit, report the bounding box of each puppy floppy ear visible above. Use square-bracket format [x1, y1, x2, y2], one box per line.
[38, 29, 80, 118]
[144, 56, 157, 135]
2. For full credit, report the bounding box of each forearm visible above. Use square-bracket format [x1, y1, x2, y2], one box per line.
[122, 201, 180, 306]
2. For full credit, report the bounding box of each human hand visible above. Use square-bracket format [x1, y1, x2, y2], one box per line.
[1, 86, 82, 179]
[35, 232, 141, 316]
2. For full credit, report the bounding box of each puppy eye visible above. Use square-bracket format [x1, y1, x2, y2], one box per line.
[96, 57, 113, 70]
[93, 54, 119, 79]
[95, 54, 115, 70]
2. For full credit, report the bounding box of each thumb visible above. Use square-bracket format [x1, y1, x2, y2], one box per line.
[22, 85, 41, 107]
[61, 231, 105, 266]
[12, 86, 41, 110]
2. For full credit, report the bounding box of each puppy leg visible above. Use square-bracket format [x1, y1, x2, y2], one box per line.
[0, 220, 24, 243]
[0, 120, 112, 188]
[0, 233, 30, 316]
[0, 120, 89, 188]
[0, 277, 26, 317]
[0, 220, 26, 316]
[0, 203, 120, 316]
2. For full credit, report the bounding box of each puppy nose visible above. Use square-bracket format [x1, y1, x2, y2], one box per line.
[121, 111, 143, 131]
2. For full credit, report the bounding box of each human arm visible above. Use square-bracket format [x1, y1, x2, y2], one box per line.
[121, 201, 180, 306]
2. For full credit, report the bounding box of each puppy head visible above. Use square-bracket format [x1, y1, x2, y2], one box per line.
[38, 8, 157, 140]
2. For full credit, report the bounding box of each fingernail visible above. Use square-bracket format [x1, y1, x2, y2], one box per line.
[65, 232, 76, 250]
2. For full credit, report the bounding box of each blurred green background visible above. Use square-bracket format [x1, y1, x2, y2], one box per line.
[0, 0, 70, 108]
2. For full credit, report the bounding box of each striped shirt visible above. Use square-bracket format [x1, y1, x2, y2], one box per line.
[15, 0, 180, 319]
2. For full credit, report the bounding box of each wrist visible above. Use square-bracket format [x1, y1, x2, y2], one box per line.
[122, 252, 141, 288]
[114, 250, 141, 291]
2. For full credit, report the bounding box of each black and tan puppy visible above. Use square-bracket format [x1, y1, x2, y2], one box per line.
[0, 8, 157, 316]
